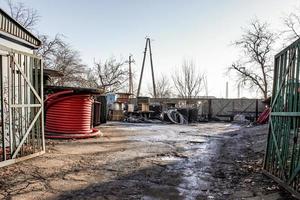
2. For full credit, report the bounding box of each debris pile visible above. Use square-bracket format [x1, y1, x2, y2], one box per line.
[233, 114, 250, 124]
[162, 109, 188, 124]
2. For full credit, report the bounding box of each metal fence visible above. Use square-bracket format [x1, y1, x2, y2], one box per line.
[210, 98, 264, 121]
[0, 47, 44, 167]
[264, 38, 300, 197]
[150, 98, 264, 121]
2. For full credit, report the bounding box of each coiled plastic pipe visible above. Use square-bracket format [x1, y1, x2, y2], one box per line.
[45, 90, 100, 139]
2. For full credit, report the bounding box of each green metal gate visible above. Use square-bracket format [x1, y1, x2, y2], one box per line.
[264, 38, 300, 197]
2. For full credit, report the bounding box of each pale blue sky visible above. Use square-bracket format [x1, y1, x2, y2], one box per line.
[1, 0, 299, 97]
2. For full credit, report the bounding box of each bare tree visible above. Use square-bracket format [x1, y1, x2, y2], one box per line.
[5, 0, 88, 87]
[202, 74, 209, 97]
[148, 74, 172, 98]
[80, 68, 99, 88]
[230, 19, 275, 99]
[172, 60, 204, 98]
[51, 44, 86, 87]
[35, 34, 65, 68]
[5, 0, 40, 31]
[92, 57, 129, 93]
[34, 34, 87, 87]
[283, 9, 300, 42]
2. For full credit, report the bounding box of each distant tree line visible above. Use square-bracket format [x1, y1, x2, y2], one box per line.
[6, 0, 300, 99]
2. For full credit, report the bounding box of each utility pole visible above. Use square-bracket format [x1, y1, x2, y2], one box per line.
[203, 75, 208, 97]
[128, 55, 134, 94]
[137, 37, 156, 98]
[237, 83, 240, 98]
[148, 39, 156, 98]
[226, 82, 229, 98]
[137, 39, 148, 97]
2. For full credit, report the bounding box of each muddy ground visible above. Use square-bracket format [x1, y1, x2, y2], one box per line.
[0, 122, 296, 200]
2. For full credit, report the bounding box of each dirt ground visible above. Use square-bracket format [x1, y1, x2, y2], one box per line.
[0, 122, 297, 200]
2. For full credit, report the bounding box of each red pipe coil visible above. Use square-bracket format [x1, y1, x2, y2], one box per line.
[45, 90, 100, 139]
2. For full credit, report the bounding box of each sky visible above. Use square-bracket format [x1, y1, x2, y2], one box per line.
[1, 0, 299, 98]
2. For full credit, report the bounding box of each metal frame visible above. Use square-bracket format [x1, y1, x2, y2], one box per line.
[264, 38, 300, 198]
[1, 55, 5, 161]
[0, 47, 44, 168]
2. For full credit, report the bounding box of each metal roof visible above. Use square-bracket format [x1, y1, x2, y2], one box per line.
[45, 85, 103, 94]
[0, 8, 41, 49]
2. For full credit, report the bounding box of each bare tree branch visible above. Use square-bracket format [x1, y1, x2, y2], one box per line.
[5, 0, 40, 31]
[35, 34, 65, 68]
[5, 1, 89, 87]
[282, 10, 300, 42]
[172, 60, 204, 98]
[35, 34, 87, 87]
[91, 57, 129, 93]
[230, 19, 275, 99]
[148, 74, 172, 98]
[51, 43, 86, 87]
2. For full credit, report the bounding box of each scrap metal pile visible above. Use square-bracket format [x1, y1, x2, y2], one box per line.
[162, 109, 188, 124]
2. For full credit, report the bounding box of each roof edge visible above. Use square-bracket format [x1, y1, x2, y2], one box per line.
[0, 8, 41, 48]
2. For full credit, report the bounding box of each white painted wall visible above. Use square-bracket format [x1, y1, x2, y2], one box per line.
[0, 38, 33, 54]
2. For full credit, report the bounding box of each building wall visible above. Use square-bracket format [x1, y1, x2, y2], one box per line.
[0, 37, 34, 54]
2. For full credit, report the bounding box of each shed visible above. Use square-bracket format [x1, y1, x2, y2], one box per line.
[0, 8, 44, 167]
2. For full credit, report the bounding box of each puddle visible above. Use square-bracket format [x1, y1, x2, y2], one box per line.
[160, 156, 183, 162]
[141, 196, 160, 200]
[189, 139, 206, 144]
[103, 122, 241, 199]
